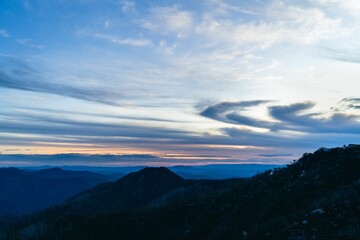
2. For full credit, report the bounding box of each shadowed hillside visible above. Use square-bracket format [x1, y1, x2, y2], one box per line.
[0, 167, 112, 216]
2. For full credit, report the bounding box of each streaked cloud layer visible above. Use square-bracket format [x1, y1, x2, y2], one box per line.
[0, 0, 359, 166]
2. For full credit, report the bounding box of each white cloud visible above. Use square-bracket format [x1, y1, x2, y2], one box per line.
[142, 6, 193, 38]
[93, 33, 152, 47]
[0, 29, 9, 38]
[104, 19, 111, 29]
[206, 0, 260, 16]
[16, 38, 44, 49]
[121, 0, 136, 13]
[158, 40, 178, 55]
[314, 0, 360, 16]
[196, 2, 341, 48]
[268, 2, 342, 44]
[139, 2, 342, 49]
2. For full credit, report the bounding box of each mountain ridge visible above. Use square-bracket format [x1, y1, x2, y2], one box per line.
[0, 167, 112, 216]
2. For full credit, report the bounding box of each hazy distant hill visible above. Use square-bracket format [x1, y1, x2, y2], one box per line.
[2, 145, 360, 239]
[22, 164, 279, 179]
[0, 168, 112, 216]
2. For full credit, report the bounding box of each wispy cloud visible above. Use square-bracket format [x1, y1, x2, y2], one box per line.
[201, 100, 360, 134]
[121, 0, 136, 13]
[196, 2, 342, 48]
[314, 0, 360, 16]
[92, 33, 152, 47]
[0, 29, 9, 38]
[0, 55, 121, 105]
[0, 97, 359, 164]
[258, 154, 293, 158]
[16, 38, 44, 49]
[322, 47, 360, 63]
[335, 97, 360, 111]
[141, 6, 193, 38]
[200, 100, 271, 124]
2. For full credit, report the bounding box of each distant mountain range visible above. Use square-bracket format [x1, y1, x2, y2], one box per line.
[22, 163, 279, 179]
[0, 167, 113, 216]
[0, 163, 278, 217]
[1, 145, 360, 239]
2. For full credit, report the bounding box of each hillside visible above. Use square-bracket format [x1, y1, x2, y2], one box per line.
[60, 167, 189, 214]
[2, 145, 360, 239]
[0, 167, 112, 216]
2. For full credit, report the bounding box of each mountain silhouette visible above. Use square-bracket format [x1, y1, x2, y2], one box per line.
[61, 167, 188, 214]
[0, 167, 111, 216]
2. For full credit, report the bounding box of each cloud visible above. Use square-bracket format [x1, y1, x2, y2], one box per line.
[200, 100, 270, 124]
[193, 1, 342, 49]
[16, 38, 44, 49]
[141, 6, 193, 38]
[314, 0, 360, 16]
[322, 47, 360, 63]
[104, 20, 111, 29]
[121, 0, 136, 13]
[0, 113, 191, 141]
[5, 106, 183, 123]
[5, 149, 22, 152]
[206, 0, 260, 16]
[0, 29, 9, 38]
[269, 102, 360, 134]
[0, 100, 359, 162]
[336, 97, 360, 110]
[0, 55, 121, 105]
[91, 33, 152, 47]
[222, 126, 360, 150]
[201, 100, 360, 134]
[0, 153, 262, 166]
[257, 154, 293, 157]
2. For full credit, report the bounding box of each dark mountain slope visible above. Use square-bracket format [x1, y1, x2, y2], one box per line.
[3, 145, 360, 239]
[0, 167, 111, 216]
[61, 167, 189, 214]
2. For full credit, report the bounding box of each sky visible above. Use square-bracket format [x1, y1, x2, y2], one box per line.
[0, 0, 360, 166]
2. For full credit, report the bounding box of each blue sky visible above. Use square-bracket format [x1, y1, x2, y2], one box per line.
[0, 0, 360, 166]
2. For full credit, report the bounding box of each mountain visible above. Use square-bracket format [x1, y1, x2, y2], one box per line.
[22, 164, 279, 180]
[2, 145, 360, 239]
[170, 164, 279, 179]
[59, 167, 189, 214]
[30, 167, 110, 179]
[0, 167, 112, 216]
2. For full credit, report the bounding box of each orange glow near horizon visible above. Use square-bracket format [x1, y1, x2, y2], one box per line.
[0, 146, 159, 155]
[0, 143, 264, 158]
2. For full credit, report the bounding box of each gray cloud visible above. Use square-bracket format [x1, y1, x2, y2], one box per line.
[322, 47, 360, 64]
[201, 100, 360, 134]
[269, 102, 360, 134]
[0, 106, 184, 124]
[0, 153, 276, 166]
[200, 100, 270, 124]
[1, 98, 360, 161]
[0, 55, 122, 105]
[1, 108, 358, 152]
[222, 127, 360, 149]
[257, 154, 293, 157]
[337, 97, 360, 110]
